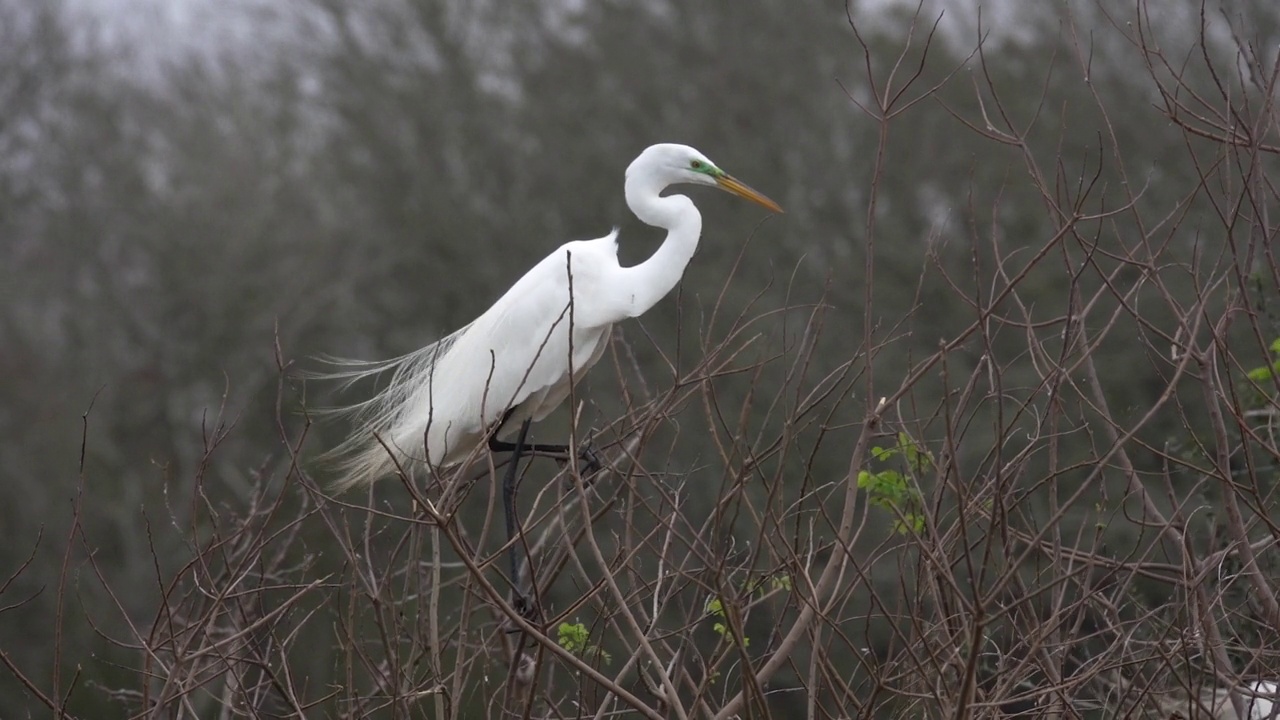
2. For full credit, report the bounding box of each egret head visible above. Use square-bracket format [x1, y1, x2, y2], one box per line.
[628, 143, 784, 213]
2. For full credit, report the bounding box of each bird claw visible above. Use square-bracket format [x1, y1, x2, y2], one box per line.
[554, 437, 603, 476]
[577, 442, 603, 476]
[502, 591, 540, 633]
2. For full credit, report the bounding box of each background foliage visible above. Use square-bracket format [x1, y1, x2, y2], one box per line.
[2, 0, 1279, 717]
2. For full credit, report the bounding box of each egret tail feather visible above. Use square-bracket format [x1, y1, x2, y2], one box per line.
[303, 324, 471, 489]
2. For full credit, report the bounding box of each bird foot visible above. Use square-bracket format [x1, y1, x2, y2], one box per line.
[555, 437, 603, 476]
[502, 591, 540, 633]
[577, 442, 603, 475]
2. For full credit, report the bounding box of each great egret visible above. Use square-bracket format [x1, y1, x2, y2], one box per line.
[316, 143, 782, 595]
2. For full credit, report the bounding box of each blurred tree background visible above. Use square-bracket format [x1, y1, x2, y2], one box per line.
[1, 0, 1278, 715]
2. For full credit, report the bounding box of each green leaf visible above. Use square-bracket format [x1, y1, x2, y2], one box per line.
[712, 621, 749, 645]
[558, 622, 590, 654]
[706, 597, 724, 617]
[899, 432, 933, 471]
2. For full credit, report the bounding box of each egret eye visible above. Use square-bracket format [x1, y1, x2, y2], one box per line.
[690, 160, 704, 170]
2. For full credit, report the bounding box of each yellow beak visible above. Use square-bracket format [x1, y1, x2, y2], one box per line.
[716, 174, 784, 213]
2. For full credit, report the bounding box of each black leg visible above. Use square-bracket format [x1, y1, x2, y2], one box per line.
[487, 410, 603, 474]
[501, 418, 532, 587]
[488, 408, 571, 456]
[490, 436, 573, 455]
[500, 418, 541, 632]
[489, 411, 604, 633]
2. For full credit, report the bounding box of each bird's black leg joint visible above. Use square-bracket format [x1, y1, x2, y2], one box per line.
[488, 407, 520, 453]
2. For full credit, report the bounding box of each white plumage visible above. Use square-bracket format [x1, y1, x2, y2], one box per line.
[1238, 681, 1277, 719]
[315, 143, 782, 490]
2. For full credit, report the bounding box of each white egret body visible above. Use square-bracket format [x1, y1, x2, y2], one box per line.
[320, 144, 782, 489]
[1190, 681, 1280, 719]
[1239, 681, 1277, 719]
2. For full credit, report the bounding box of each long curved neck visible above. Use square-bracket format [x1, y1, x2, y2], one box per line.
[618, 172, 702, 318]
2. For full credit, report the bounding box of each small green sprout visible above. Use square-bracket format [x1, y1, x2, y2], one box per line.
[1245, 339, 1280, 383]
[557, 621, 611, 664]
[858, 433, 929, 534]
[706, 597, 749, 647]
[769, 573, 792, 592]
